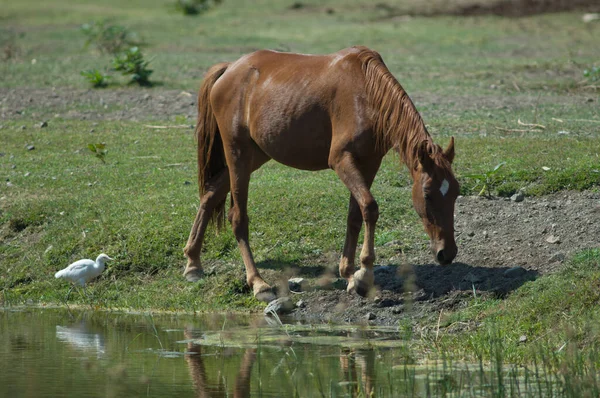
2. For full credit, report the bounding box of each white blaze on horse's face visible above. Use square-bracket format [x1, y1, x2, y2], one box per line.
[440, 179, 449, 197]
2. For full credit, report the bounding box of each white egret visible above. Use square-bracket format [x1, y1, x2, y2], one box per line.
[55, 253, 113, 301]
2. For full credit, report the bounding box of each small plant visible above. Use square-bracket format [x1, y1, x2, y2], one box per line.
[80, 69, 109, 88]
[81, 20, 140, 55]
[175, 0, 223, 15]
[583, 66, 599, 82]
[112, 47, 153, 86]
[88, 143, 108, 163]
[464, 162, 506, 197]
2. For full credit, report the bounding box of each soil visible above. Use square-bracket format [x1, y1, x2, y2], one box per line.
[2, 88, 599, 326]
[292, 190, 600, 326]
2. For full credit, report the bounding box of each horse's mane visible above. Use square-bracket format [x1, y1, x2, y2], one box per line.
[355, 46, 443, 171]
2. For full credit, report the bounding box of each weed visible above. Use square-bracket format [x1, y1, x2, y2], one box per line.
[80, 69, 109, 88]
[463, 162, 506, 197]
[87, 143, 108, 163]
[81, 20, 140, 55]
[175, 0, 223, 15]
[583, 66, 600, 82]
[112, 47, 153, 86]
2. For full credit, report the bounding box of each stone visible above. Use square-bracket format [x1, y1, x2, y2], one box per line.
[546, 235, 561, 244]
[511, 192, 525, 202]
[331, 278, 347, 290]
[504, 266, 526, 278]
[288, 277, 305, 292]
[39, 121, 48, 128]
[519, 335, 527, 343]
[549, 252, 566, 263]
[295, 300, 306, 309]
[263, 297, 294, 316]
[365, 312, 376, 321]
[26, 145, 35, 151]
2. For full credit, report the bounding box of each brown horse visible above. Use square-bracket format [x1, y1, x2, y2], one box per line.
[184, 46, 459, 302]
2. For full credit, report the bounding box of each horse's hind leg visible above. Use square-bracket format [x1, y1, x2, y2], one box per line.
[183, 168, 230, 282]
[224, 140, 275, 302]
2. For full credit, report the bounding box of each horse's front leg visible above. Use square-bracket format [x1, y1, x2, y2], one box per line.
[333, 153, 381, 297]
[339, 195, 362, 280]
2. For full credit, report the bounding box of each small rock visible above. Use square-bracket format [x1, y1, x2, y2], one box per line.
[467, 231, 475, 237]
[288, 277, 305, 292]
[365, 312, 376, 321]
[549, 252, 566, 263]
[25, 145, 35, 151]
[582, 13, 600, 23]
[557, 131, 570, 135]
[463, 272, 484, 283]
[546, 235, 561, 244]
[39, 121, 48, 128]
[504, 266, 526, 278]
[587, 98, 595, 103]
[331, 278, 347, 290]
[20, 125, 26, 130]
[6, 181, 14, 187]
[264, 297, 294, 316]
[90, 129, 95, 133]
[511, 192, 525, 202]
[519, 335, 527, 343]
[295, 300, 306, 309]
[183, 181, 192, 185]
[24, 172, 31, 177]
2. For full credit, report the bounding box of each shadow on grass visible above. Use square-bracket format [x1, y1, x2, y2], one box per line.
[376, 261, 539, 300]
[256, 259, 327, 278]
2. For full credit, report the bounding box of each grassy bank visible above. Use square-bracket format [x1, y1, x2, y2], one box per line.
[1, 0, 600, 372]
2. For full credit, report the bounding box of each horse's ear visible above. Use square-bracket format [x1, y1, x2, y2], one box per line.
[444, 136, 455, 164]
[418, 140, 433, 171]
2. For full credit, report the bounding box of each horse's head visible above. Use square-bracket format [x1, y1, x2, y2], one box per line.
[411, 137, 459, 265]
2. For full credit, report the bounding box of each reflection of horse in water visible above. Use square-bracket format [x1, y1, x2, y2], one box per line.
[340, 348, 376, 397]
[184, 328, 256, 398]
[183, 325, 378, 397]
[55, 323, 105, 357]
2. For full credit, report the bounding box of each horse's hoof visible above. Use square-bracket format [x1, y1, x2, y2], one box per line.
[347, 268, 374, 297]
[184, 269, 204, 282]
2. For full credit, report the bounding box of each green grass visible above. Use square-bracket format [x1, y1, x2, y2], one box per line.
[1, 0, 600, 378]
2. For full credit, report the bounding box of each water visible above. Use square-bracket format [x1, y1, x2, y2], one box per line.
[0, 308, 560, 397]
[0, 308, 411, 397]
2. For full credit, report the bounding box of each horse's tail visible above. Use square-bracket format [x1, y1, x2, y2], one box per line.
[195, 62, 230, 230]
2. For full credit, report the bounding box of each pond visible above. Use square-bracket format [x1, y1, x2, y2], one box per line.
[0, 308, 555, 397]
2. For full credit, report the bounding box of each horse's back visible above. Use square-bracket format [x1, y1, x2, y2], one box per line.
[209, 47, 375, 170]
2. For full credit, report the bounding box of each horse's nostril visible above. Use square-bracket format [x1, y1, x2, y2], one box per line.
[436, 250, 446, 263]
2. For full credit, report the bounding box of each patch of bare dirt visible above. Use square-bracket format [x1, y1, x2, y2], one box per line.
[291, 190, 600, 326]
[369, 0, 600, 18]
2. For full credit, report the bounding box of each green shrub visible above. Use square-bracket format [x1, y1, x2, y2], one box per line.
[81, 20, 140, 55]
[80, 69, 109, 88]
[583, 66, 599, 82]
[112, 47, 153, 86]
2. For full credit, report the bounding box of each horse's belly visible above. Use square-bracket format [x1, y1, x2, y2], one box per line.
[252, 126, 332, 171]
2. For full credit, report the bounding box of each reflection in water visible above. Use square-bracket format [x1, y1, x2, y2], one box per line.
[340, 348, 376, 397]
[184, 328, 256, 398]
[56, 322, 106, 357]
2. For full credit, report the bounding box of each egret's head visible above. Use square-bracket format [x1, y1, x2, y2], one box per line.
[97, 253, 113, 263]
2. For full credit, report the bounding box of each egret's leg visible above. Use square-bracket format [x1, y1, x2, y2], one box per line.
[65, 285, 75, 302]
